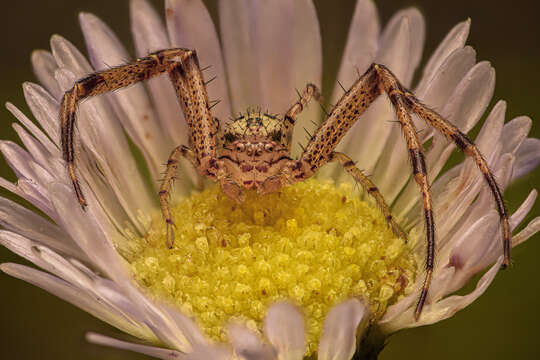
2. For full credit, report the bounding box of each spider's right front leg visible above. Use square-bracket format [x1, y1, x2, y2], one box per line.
[60, 48, 216, 208]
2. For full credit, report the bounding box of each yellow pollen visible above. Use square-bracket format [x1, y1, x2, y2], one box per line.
[124, 179, 417, 355]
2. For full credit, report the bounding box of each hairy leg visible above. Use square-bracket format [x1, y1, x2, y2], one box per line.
[330, 152, 407, 240]
[159, 145, 198, 248]
[60, 48, 216, 208]
[282, 83, 321, 150]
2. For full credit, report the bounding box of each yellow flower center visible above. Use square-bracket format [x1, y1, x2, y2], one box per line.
[123, 179, 417, 355]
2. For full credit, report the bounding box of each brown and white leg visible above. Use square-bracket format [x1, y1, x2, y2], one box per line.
[282, 83, 321, 150]
[159, 145, 198, 248]
[330, 152, 407, 240]
[403, 90, 511, 268]
[60, 48, 216, 208]
[373, 64, 435, 320]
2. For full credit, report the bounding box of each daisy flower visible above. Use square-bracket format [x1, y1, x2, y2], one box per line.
[1, 0, 539, 359]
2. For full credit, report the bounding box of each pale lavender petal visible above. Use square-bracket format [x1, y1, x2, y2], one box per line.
[166, 0, 232, 124]
[226, 323, 276, 360]
[318, 299, 368, 360]
[264, 302, 305, 360]
[219, 0, 322, 156]
[22, 82, 61, 146]
[512, 138, 540, 180]
[0, 263, 155, 340]
[337, 14, 413, 180]
[330, 0, 379, 105]
[415, 19, 471, 94]
[500, 116, 531, 155]
[87, 333, 232, 360]
[510, 190, 537, 230]
[79, 12, 170, 182]
[131, 0, 201, 190]
[12, 123, 52, 172]
[512, 217, 540, 247]
[5, 102, 58, 155]
[31, 50, 62, 99]
[0, 198, 83, 260]
[380, 258, 503, 332]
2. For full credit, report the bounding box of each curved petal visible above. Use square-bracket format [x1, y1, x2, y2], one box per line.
[264, 302, 305, 360]
[227, 323, 276, 360]
[219, 0, 322, 156]
[318, 299, 368, 360]
[79, 12, 170, 184]
[31, 50, 62, 99]
[166, 0, 232, 123]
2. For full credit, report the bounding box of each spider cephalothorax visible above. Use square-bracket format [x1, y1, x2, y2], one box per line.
[60, 48, 511, 320]
[217, 111, 293, 198]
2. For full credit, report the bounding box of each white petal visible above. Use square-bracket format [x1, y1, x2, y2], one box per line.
[130, 0, 184, 141]
[512, 138, 540, 180]
[318, 299, 368, 360]
[12, 123, 52, 172]
[500, 116, 531, 155]
[87, 333, 185, 359]
[415, 19, 471, 94]
[512, 217, 540, 247]
[31, 50, 62, 99]
[264, 302, 305, 360]
[380, 258, 503, 332]
[337, 13, 414, 180]
[226, 323, 276, 360]
[0, 198, 83, 260]
[330, 0, 379, 105]
[219, 0, 322, 156]
[5, 102, 58, 156]
[22, 82, 61, 146]
[79, 12, 170, 182]
[0, 263, 155, 341]
[87, 332, 232, 360]
[166, 0, 232, 123]
[510, 190, 537, 230]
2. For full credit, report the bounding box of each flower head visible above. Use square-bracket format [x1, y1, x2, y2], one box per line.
[1, 0, 539, 359]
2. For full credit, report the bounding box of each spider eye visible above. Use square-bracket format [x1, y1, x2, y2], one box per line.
[265, 144, 274, 152]
[236, 143, 245, 152]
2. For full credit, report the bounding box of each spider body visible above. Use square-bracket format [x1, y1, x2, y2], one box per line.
[60, 48, 511, 320]
[218, 112, 292, 196]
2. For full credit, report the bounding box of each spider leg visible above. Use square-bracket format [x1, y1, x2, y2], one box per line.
[330, 152, 407, 240]
[403, 88, 511, 269]
[61, 48, 216, 208]
[373, 64, 434, 321]
[282, 83, 321, 150]
[295, 64, 434, 320]
[159, 145, 198, 248]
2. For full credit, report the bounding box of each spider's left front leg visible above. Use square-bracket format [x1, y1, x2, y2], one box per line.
[294, 64, 433, 320]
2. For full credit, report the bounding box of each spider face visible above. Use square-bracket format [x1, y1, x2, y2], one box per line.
[219, 111, 292, 191]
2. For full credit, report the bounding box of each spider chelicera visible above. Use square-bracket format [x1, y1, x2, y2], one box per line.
[60, 48, 510, 320]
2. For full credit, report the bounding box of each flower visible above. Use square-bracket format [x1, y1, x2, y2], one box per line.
[1, 0, 539, 360]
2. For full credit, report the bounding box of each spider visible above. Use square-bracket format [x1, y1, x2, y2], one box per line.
[60, 48, 510, 320]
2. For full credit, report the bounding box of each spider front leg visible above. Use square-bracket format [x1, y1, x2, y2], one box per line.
[281, 83, 321, 150]
[159, 145, 199, 248]
[60, 48, 217, 208]
[330, 152, 407, 241]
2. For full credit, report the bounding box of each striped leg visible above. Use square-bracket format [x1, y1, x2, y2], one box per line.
[282, 83, 321, 150]
[330, 152, 407, 240]
[159, 145, 198, 248]
[373, 64, 435, 320]
[60, 48, 215, 209]
[404, 93, 511, 268]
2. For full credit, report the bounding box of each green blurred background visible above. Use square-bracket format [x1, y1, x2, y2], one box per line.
[1, 0, 538, 359]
